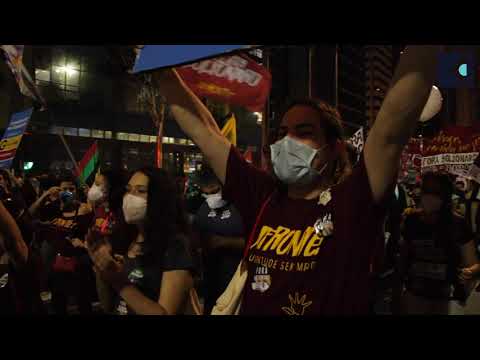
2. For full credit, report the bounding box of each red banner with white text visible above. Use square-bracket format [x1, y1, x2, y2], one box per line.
[177, 53, 271, 112]
[401, 124, 480, 182]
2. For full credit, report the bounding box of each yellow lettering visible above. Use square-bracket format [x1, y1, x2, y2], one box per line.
[262, 226, 290, 251]
[304, 234, 324, 257]
[251, 226, 274, 250]
[291, 227, 315, 257]
[276, 230, 299, 255]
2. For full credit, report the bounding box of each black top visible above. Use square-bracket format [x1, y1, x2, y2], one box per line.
[193, 201, 245, 314]
[193, 202, 244, 238]
[115, 234, 195, 315]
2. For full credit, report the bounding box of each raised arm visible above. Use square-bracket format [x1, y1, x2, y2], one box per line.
[29, 186, 60, 217]
[154, 69, 231, 184]
[364, 46, 444, 203]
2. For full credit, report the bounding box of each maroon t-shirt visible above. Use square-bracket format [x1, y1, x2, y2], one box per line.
[223, 145, 391, 315]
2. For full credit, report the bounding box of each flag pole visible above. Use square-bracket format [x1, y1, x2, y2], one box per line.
[58, 134, 85, 185]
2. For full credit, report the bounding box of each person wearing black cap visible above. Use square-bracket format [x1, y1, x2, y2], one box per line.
[192, 166, 245, 314]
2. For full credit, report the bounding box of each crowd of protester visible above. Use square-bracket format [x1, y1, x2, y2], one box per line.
[1, 45, 480, 315]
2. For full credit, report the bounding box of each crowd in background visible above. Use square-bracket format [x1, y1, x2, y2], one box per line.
[2, 150, 479, 315]
[2, 46, 480, 316]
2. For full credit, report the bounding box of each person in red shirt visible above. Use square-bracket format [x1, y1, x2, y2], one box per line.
[154, 46, 442, 315]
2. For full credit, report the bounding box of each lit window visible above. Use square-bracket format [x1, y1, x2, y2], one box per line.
[140, 135, 150, 143]
[92, 130, 104, 139]
[116, 132, 128, 141]
[78, 128, 91, 137]
[63, 127, 78, 136]
[150, 136, 157, 143]
[35, 69, 50, 84]
[104, 131, 112, 139]
[128, 133, 140, 142]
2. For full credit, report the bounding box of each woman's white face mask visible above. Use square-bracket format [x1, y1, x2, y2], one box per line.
[122, 194, 147, 224]
[87, 184, 106, 204]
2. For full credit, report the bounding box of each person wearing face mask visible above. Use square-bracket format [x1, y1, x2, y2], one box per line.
[30, 173, 94, 314]
[86, 168, 132, 314]
[397, 172, 480, 314]
[153, 46, 445, 315]
[87, 167, 196, 315]
[191, 166, 245, 314]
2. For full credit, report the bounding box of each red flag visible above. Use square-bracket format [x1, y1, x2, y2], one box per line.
[177, 53, 271, 112]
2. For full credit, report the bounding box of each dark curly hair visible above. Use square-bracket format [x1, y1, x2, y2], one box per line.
[134, 167, 192, 266]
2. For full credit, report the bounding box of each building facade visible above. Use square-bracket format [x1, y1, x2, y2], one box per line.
[10, 46, 261, 177]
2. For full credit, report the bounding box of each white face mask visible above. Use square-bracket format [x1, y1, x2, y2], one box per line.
[88, 184, 106, 203]
[270, 136, 329, 186]
[203, 192, 227, 209]
[123, 194, 147, 224]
